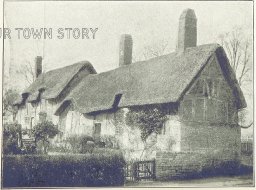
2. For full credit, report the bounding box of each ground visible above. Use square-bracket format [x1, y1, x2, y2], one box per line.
[125, 174, 254, 187]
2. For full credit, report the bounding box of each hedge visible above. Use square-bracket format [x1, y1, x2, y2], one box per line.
[3, 153, 125, 187]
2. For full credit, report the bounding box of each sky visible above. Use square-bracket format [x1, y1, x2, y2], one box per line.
[4, 1, 254, 136]
[4, 1, 253, 73]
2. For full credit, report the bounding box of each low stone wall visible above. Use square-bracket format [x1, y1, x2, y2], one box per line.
[155, 151, 240, 180]
[156, 152, 204, 179]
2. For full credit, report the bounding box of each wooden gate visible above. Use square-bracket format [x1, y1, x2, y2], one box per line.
[241, 140, 253, 155]
[125, 159, 156, 181]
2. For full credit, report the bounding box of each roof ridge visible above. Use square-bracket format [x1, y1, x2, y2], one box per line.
[21, 60, 96, 101]
[133, 43, 220, 63]
[44, 60, 91, 74]
[91, 43, 221, 77]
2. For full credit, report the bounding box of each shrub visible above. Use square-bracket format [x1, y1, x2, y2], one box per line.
[3, 153, 125, 187]
[126, 106, 168, 141]
[92, 148, 122, 155]
[48, 142, 70, 153]
[100, 135, 119, 149]
[20, 141, 37, 155]
[3, 123, 22, 154]
[32, 121, 59, 154]
[65, 134, 95, 153]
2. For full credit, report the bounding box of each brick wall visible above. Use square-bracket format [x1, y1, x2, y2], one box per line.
[180, 122, 241, 160]
[156, 152, 206, 179]
[155, 151, 240, 180]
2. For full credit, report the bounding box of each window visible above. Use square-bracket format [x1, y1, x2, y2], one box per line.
[206, 79, 214, 97]
[194, 99, 204, 121]
[206, 99, 215, 122]
[93, 123, 101, 141]
[205, 79, 221, 98]
[213, 79, 220, 97]
[39, 112, 47, 122]
[160, 123, 166, 135]
[25, 116, 30, 125]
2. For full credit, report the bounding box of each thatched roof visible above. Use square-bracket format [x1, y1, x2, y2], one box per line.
[55, 44, 246, 115]
[14, 61, 96, 105]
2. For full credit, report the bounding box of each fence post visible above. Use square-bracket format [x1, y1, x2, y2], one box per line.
[132, 161, 137, 181]
[152, 159, 156, 180]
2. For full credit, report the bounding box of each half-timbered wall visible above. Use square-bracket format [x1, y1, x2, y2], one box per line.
[179, 55, 240, 159]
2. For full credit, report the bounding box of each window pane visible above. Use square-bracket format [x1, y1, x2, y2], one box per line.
[25, 116, 30, 125]
[208, 79, 213, 96]
[213, 80, 219, 97]
[94, 123, 102, 141]
[161, 123, 166, 135]
[195, 99, 204, 121]
[94, 123, 101, 133]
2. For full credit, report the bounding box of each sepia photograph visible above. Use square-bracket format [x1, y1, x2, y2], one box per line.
[2, 1, 254, 188]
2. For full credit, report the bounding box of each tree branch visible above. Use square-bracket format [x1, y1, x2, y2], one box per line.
[240, 122, 253, 129]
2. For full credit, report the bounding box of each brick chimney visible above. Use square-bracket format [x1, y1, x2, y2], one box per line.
[177, 9, 197, 52]
[119, 34, 133, 67]
[35, 56, 42, 78]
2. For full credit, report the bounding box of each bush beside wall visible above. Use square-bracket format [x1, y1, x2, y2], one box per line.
[3, 153, 125, 187]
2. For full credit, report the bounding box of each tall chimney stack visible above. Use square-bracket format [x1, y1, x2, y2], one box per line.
[35, 56, 42, 78]
[177, 9, 197, 52]
[119, 34, 133, 67]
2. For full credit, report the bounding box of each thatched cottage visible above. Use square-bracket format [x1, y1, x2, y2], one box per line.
[53, 9, 246, 161]
[14, 59, 96, 131]
[15, 8, 246, 166]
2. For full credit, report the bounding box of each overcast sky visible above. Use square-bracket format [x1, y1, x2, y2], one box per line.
[4, 1, 253, 74]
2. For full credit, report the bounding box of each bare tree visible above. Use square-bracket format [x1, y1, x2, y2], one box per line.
[133, 39, 170, 62]
[218, 27, 253, 129]
[17, 60, 36, 85]
[218, 27, 252, 87]
[238, 39, 251, 86]
[16, 40, 47, 86]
